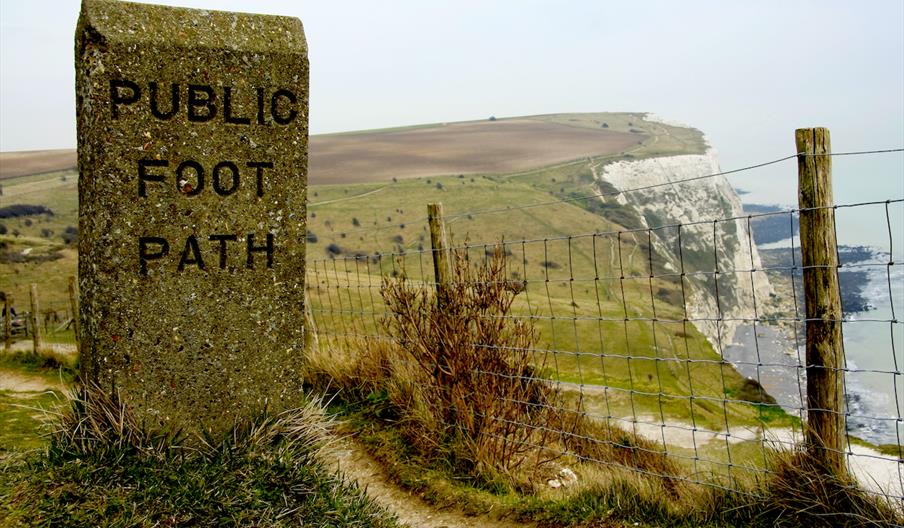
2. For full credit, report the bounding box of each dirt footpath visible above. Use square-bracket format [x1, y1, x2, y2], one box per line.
[0, 368, 67, 393]
[329, 439, 534, 528]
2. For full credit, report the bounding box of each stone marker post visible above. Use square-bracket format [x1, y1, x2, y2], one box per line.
[76, 0, 308, 436]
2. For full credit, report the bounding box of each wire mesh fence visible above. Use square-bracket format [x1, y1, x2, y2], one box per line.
[2, 133, 900, 514]
[305, 150, 904, 507]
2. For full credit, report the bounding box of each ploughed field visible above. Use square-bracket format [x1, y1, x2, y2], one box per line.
[310, 118, 646, 183]
[0, 150, 77, 180]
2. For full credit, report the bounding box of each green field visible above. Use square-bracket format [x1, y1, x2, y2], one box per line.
[0, 390, 63, 452]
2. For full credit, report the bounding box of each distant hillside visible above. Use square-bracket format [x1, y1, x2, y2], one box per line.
[1, 112, 703, 184]
[0, 112, 709, 308]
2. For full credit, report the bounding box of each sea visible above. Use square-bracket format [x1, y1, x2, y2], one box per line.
[842, 248, 904, 446]
[726, 219, 904, 446]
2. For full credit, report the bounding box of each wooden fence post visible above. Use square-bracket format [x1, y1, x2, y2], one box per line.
[427, 203, 451, 304]
[796, 127, 846, 475]
[68, 276, 81, 355]
[29, 283, 44, 352]
[3, 294, 11, 352]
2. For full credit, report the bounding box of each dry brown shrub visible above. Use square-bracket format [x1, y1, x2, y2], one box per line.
[379, 247, 567, 479]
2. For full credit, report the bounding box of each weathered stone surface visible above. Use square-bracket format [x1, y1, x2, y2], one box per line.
[75, 0, 308, 436]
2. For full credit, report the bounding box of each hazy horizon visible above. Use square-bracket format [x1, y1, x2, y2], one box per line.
[2, 0, 902, 209]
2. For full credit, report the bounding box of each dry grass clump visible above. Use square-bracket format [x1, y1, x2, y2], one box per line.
[747, 450, 904, 527]
[302, 336, 396, 404]
[307, 247, 679, 490]
[50, 381, 336, 461]
[53, 382, 173, 454]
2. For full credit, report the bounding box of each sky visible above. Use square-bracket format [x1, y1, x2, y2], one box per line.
[1, 0, 902, 218]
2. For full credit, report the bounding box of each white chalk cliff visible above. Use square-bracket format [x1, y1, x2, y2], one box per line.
[595, 149, 774, 348]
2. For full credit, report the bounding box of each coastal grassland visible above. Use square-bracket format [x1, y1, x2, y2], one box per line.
[0, 149, 76, 180]
[0, 346, 78, 384]
[0, 169, 79, 240]
[535, 112, 709, 158]
[0, 354, 74, 453]
[0, 238, 77, 311]
[308, 114, 648, 185]
[3, 132, 791, 437]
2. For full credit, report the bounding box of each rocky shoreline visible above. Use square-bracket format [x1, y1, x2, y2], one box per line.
[745, 202, 880, 316]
